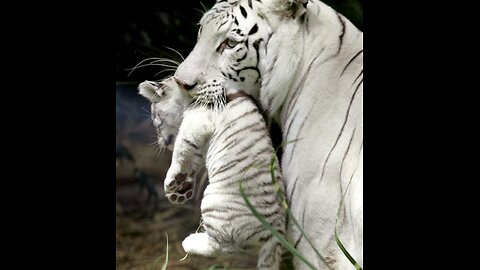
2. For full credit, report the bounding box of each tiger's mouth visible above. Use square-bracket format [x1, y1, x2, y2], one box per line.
[188, 81, 227, 107]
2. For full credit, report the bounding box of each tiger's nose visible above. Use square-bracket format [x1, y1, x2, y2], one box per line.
[174, 77, 197, 91]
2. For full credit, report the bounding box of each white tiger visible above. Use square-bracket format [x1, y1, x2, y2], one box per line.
[171, 0, 363, 269]
[138, 77, 287, 270]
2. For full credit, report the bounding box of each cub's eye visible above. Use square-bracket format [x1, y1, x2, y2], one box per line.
[226, 38, 240, 48]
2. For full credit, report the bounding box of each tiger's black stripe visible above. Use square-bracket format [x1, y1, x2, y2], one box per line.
[215, 133, 265, 160]
[208, 139, 237, 159]
[213, 117, 259, 146]
[183, 138, 199, 149]
[284, 48, 325, 121]
[210, 154, 250, 177]
[235, 66, 260, 76]
[228, 107, 259, 123]
[240, 5, 247, 18]
[352, 69, 363, 86]
[205, 208, 281, 222]
[204, 189, 278, 198]
[223, 121, 264, 142]
[248, 24, 258, 35]
[201, 222, 225, 243]
[294, 206, 308, 248]
[218, 19, 229, 30]
[246, 228, 271, 241]
[252, 38, 262, 65]
[284, 110, 299, 141]
[287, 176, 299, 205]
[213, 169, 271, 185]
[216, 197, 280, 210]
[317, 78, 362, 184]
[262, 242, 282, 261]
[202, 199, 279, 215]
[236, 50, 248, 62]
[341, 50, 363, 76]
[336, 13, 346, 56]
[340, 127, 356, 184]
[283, 49, 325, 166]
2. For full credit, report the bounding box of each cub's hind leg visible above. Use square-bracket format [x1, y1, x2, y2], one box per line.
[258, 236, 283, 270]
[182, 232, 221, 256]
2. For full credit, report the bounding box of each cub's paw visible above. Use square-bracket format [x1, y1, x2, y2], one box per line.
[164, 171, 188, 193]
[165, 176, 195, 204]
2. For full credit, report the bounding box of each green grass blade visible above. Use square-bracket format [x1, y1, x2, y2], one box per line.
[239, 182, 318, 270]
[162, 233, 169, 270]
[285, 208, 332, 268]
[268, 142, 333, 269]
[334, 171, 362, 270]
[334, 231, 362, 270]
[152, 256, 163, 270]
[205, 265, 224, 270]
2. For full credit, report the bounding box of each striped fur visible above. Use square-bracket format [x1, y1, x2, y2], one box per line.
[172, 0, 363, 269]
[139, 78, 203, 203]
[139, 77, 286, 270]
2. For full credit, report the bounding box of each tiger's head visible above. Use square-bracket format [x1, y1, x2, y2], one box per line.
[138, 77, 192, 151]
[173, 0, 308, 112]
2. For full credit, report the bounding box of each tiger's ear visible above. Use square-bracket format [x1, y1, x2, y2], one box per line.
[286, 0, 308, 19]
[138, 81, 163, 103]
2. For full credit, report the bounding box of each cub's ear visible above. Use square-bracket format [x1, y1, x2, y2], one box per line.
[138, 81, 163, 102]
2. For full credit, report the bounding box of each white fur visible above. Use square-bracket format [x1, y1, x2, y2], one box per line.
[141, 77, 287, 269]
[173, 0, 363, 269]
[165, 97, 286, 270]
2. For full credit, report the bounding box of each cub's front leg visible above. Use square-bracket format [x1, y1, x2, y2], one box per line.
[164, 108, 213, 204]
[164, 149, 203, 204]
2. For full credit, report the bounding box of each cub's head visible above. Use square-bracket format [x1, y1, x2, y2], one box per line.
[138, 77, 192, 151]
[173, 0, 308, 110]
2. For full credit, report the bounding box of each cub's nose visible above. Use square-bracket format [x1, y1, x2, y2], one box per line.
[174, 77, 197, 91]
[165, 134, 174, 146]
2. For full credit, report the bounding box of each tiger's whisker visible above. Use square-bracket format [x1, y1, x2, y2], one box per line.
[164, 46, 185, 61]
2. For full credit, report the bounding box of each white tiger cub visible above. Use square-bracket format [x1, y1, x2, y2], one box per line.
[138, 77, 286, 270]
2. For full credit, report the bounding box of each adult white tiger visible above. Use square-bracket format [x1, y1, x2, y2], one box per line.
[172, 0, 363, 269]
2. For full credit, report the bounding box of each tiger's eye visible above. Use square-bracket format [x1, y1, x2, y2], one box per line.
[226, 38, 239, 48]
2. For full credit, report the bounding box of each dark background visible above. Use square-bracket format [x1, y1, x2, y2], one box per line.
[116, 0, 363, 83]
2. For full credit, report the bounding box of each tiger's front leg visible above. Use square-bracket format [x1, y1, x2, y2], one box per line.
[164, 108, 213, 204]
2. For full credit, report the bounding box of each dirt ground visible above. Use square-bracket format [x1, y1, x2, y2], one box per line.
[116, 194, 257, 270]
[116, 157, 258, 270]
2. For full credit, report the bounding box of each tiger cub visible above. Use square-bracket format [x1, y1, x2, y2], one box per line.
[138, 77, 286, 270]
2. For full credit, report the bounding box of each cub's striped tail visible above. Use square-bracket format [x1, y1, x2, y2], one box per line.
[258, 236, 283, 270]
